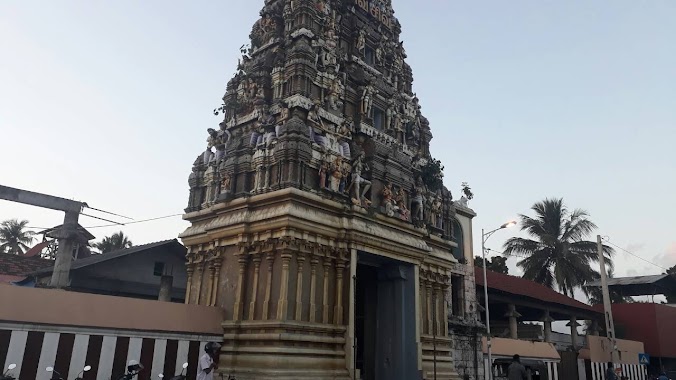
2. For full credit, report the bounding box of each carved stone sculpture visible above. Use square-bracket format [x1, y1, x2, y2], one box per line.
[349, 152, 371, 207]
[361, 85, 375, 118]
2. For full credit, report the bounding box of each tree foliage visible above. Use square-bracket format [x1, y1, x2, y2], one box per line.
[502, 198, 614, 297]
[420, 157, 444, 192]
[0, 219, 35, 255]
[475, 255, 509, 274]
[666, 265, 676, 304]
[92, 231, 133, 254]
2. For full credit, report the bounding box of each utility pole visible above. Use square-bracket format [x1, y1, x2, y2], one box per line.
[0, 185, 87, 288]
[598, 235, 620, 365]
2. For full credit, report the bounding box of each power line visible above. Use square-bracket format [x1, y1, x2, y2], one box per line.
[602, 237, 669, 271]
[26, 213, 183, 231]
[85, 213, 184, 229]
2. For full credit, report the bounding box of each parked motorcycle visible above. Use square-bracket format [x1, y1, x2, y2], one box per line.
[158, 362, 188, 380]
[114, 360, 144, 380]
[46, 365, 91, 380]
[0, 364, 17, 380]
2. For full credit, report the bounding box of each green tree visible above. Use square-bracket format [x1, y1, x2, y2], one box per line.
[0, 219, 35, 255]
[92, 231, 133, 253]
[475, 255, 509, 274]
[502, 198, 614, 297]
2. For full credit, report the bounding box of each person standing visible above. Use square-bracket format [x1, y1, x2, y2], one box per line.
[508, 355, 528, 380]
[197, 342, 222, 380]
[606, 362, 617, 380]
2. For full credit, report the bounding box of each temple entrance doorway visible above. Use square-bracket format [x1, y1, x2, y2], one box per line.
[354, 252, 419, 380]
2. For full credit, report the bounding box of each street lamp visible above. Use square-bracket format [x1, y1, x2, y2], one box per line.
[482, 220, 516, 380]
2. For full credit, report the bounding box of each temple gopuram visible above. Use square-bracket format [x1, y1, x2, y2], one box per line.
[180, 1, 482, 379]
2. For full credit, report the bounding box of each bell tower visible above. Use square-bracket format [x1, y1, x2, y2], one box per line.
[181, 1, 482, 379]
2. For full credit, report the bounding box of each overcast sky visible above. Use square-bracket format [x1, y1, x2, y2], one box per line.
[1, 1, 674, 295]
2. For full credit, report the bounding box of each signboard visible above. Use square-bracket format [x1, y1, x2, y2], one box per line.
[354, 0, 394, 29]
[639, 353, 650, 365]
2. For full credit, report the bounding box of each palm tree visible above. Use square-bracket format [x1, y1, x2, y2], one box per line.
[502, 198, 614, 297]
[0, 219, 35, 255]
[92, 231, 133, 253]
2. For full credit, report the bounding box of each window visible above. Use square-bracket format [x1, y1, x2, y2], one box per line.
[451, 219, 464, 261]
[451, 275, 464, 317]
[373, 107, 384, 130]
[364, 46, 375, 65]
[153, 262, 165, 277]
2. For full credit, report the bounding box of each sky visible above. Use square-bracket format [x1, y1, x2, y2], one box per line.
[1, 0, 675, 299]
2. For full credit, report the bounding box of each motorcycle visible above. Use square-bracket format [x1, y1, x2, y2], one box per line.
[46, 365, 91, 380]
[0, 364, 17, 380]
[158, 362, 188, 380]
[114, 360, 144, 380]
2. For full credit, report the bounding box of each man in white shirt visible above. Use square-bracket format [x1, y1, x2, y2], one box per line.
[197, 342, 221, 380]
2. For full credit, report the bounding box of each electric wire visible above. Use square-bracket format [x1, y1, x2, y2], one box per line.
[25, 213, 183, 231]
[601, 237, 669, 271]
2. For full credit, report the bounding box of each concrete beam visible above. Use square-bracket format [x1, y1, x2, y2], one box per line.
[0, 185, 84, 213]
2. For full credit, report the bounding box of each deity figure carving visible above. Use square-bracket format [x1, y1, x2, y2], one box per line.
[204, 128, 226, 164]
[338, 117, 354, 139]
[411, 176, 426, 223]
[307, 101, 325, 129]
[327, 76, 344, 110]
[219, 172, 231, 194]
[428, 193, 443, 228]
[385, 100, 396, 132]
[360, 85, 376, 118]
[329, 156, 344, 192]
[396, 188, 410, 221]
[356, 29, 366, 55]
[349, 152, 372, 207]
[375, 42, 384, 66]
[382, 182, 399, 217]
[318, 160, 328, 189]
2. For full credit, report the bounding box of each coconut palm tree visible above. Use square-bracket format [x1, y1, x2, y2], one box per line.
[92, 231, 133, 253]
[502, 198, 614, 297]
[0, 219, 35, 255]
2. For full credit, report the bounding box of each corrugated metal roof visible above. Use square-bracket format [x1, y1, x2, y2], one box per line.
[586, 274, 668, 287]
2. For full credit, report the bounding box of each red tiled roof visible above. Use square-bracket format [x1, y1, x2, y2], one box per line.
[0, 253, 54, 279]
[474, 267, 597, 313]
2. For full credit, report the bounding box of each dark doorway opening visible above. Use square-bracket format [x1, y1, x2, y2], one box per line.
[354, 252, 419, 380]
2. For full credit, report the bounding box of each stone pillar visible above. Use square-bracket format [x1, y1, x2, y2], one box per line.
[433, 282, 442, 335]
[541, 310, 554, 343]
[322, 256, 333, 324]
[194, 260, 204, 305]
[442, 279, 450, 336]
[425, 278, 433, 334]
[333, 256, 346, 325]
[568, 316, 581, 349]
[185, 263, 194, 304]
[206, 262, 216, 306]
[210, 260, 222, 306]
[233, 254, 249, 320]
[293, 253, 305, 320]
[262, 251, 275, 320]
[248, 254, 262, 320]
[277, 252, 293, 320]
[505, 304, 521, 339]
[309, 255, 319, 323]
[158, 275, 173, 302]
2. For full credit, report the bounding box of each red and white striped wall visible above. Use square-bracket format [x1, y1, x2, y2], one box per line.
[0, 324, 221, 380]
[587, 361, 647, 380]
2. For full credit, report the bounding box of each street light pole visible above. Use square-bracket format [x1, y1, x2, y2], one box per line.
[482, 221, 516, 380]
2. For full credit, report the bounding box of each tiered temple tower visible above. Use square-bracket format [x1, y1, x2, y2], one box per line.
[180, 1, 483, 379]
